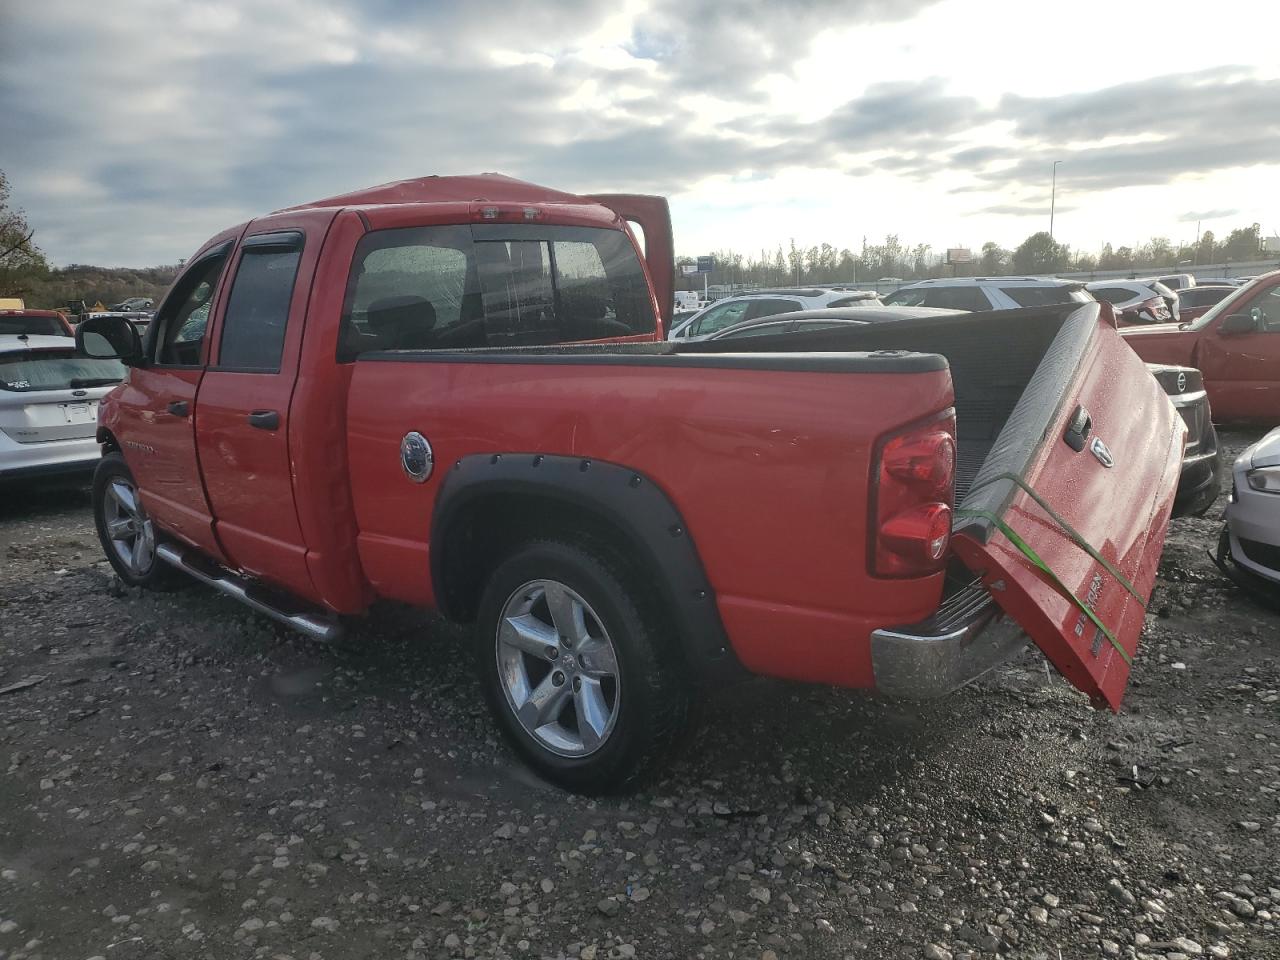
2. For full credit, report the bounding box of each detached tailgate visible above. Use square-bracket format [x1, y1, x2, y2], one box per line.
[949, 304, 1184, 709]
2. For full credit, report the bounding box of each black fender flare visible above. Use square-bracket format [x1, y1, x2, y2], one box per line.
[430, 453, 737, 676]
[96, 426, 120, 454]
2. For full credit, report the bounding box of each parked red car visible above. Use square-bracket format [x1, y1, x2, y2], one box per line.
[75, 175, 1183, 791]
[1121, 270, 1280, 422]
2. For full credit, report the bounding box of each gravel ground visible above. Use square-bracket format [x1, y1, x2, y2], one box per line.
[1, 429, 1276, 960]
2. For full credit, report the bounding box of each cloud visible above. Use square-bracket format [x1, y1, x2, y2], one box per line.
[0, 1, 1277, 264]
[975, 202, 1078, 217]
[999, 67, 1274, 142]
[625, 0, 941, 96]
[1178, 208, 1240, 222]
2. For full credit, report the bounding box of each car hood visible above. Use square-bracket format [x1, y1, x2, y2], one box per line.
[1248, 426, 1280, 469]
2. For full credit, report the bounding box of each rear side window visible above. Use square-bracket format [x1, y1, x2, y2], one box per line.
[339, 224, 654, 358]
[999, 285, 1083, 307]
[742, 299, 800, 321]
[923, 287, 990, 311]
[882, 289, 927, 307]
[218, 234, 304, 371]
[1089, 287, 1137, 305]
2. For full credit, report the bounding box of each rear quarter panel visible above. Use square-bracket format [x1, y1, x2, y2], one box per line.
[346, 355, 954, 686]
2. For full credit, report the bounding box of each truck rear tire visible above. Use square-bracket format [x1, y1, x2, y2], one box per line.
[92, 453, 184, 591]
[475, 538, 690, 794]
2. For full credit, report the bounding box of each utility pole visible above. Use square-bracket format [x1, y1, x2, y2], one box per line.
[1049, 160, 1062, 242]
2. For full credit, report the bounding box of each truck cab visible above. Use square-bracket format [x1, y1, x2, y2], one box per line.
[1122, 270, 1280, 422]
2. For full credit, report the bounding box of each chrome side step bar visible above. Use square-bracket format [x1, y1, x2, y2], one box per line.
[156, 542, 344, 643]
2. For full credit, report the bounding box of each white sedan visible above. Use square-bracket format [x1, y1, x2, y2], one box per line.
[0, 335, 125, 482]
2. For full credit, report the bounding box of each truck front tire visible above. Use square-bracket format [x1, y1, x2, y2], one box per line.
[92, 453, 183, 591]
[475, 538, 690, 794]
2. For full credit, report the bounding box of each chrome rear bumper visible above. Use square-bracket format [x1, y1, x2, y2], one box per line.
[870, 579, 1027, 698]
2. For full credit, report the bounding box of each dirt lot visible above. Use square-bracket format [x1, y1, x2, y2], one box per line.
[1, 430, 1276, 960]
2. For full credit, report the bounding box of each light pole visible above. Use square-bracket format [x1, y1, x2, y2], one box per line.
[1049, 160, 1062, 242]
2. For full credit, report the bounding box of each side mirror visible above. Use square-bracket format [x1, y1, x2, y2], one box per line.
[1218, 312, 1258, 335]
[76, 314, 144, 365]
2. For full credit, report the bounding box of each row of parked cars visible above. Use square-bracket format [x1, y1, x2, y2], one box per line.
[666, 272, 1280, 604]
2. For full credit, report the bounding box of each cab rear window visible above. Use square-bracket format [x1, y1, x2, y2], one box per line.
[0, 314, 68, 337]
[338, 224, 655, 359]
[0, 351, 124, 392]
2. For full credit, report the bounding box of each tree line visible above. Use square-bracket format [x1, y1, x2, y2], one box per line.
[682, 225, 1271, 289]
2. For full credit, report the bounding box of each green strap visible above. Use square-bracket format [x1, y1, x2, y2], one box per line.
[955, 507, 1133, 666]
[963, 471, 1145, 609]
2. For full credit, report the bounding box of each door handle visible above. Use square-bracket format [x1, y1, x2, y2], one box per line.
[1063, 404, 1092, 451]
[247, 409, 280, 430]
[167, 400, 189, 417]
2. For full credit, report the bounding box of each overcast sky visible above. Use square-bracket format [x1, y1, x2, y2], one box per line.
[2, 0, 1278, 267]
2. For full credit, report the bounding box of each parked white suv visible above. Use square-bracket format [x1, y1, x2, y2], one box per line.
[1086, 279, 1180, 324]
[668, 288, 879, 340]
[0, 335, 125, 482]
[881, 277, 1093, 312]
[1145, 274, 1195, 292]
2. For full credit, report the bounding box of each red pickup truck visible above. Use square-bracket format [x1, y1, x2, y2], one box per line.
[77, 175, 1183, 792]
[1121, 270, 1280, 422]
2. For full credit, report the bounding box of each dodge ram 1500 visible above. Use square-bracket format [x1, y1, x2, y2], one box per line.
[77, 174, 1184, 792]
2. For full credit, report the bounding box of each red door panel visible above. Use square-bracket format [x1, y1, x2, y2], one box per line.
[1195, 279, 1280, 422]
[951, 311, 1184, 710]
[113, 367, 222, 556]
[195, 209, 337, 599]
[112, 236, 240, 561]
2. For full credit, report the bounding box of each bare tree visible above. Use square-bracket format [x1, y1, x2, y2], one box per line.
[0, 170, 48, 297]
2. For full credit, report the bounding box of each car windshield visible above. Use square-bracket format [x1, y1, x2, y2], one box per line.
[1184, 280, 1257, 330]
[0, 314, 68, 337]
[0, 351, 125, 392]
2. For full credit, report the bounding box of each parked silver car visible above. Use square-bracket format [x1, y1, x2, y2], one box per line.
[0, 335, 125, 482]
[1216, 426, 1280, 593]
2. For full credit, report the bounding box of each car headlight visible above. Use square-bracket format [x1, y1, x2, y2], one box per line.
[1246, 466, 1280, 493]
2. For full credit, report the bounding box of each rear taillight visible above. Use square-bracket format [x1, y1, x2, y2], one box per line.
[871, 414, 956, 577]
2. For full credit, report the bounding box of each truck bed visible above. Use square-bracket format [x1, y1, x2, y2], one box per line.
[344, 343, 958, 687]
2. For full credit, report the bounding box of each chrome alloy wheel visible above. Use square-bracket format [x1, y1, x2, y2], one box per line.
[495, 579, 621, 757]
[103, 478, 156, 576]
